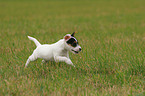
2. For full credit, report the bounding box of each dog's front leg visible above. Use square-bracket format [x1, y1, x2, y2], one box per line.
[54, 56, 75, 67]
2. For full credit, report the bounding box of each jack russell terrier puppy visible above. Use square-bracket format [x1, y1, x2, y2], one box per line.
[25, 32, 81, 67]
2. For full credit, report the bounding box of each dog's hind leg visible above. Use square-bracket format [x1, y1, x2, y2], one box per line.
[25, 54, 37, 67]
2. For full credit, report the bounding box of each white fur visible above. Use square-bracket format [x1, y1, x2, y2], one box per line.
[25, 35, 81, 67]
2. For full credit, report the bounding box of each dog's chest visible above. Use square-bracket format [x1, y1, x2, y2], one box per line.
[59, 49, 68, 57]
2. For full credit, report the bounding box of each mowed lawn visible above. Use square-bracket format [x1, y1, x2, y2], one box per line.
[0, 0, 145, 95]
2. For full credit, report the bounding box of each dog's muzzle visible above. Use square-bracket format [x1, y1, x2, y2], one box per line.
[79, 48, 81, 51]
[71, 49, 79, 54]
[72, 48, 81, 54]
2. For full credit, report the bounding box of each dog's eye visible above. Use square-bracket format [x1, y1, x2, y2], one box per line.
[72, 43, 77, 47]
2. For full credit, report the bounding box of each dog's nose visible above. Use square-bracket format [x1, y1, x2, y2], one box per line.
[79, 48, 82, 51]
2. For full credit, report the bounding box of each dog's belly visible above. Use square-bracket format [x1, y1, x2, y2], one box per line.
[36, 45, 54, 61]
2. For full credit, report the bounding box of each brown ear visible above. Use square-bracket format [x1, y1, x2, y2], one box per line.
[64, 35, 71, 40]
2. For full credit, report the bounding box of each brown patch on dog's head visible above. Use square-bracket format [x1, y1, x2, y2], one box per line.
[64, 35, 71, 41]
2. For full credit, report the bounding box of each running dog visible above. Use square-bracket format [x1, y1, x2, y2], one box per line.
[25, 32, 81, 67]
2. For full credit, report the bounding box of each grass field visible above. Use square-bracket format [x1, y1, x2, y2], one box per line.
[0, 0, 145, 95]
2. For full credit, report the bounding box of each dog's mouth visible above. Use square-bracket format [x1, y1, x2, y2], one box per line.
[71, 49, 79, 54]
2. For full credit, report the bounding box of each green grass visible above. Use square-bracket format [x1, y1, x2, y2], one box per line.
[0, 0, 145, 95]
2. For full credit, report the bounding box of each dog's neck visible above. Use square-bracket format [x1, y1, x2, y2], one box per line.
[54, 39, 68, 51]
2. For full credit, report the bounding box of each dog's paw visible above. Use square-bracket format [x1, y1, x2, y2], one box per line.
[72, 65, 75, 67]
[66, 59, 73, 65]
[65, 59, 76, 67]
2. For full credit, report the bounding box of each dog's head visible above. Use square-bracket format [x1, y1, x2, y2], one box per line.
[64, 32, 82, 54]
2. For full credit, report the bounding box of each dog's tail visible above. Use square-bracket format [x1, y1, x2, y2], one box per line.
[28, 36, 41, 47]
